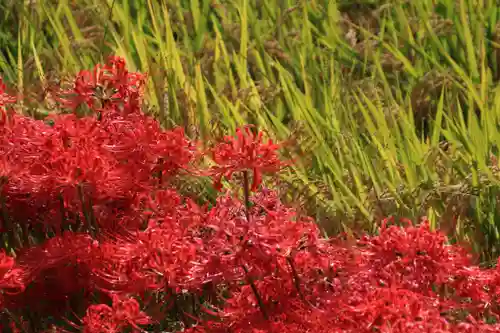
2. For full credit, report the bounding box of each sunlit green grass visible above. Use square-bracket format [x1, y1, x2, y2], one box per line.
[2, 0, 500, 262]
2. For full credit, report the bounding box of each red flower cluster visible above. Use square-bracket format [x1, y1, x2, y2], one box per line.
[82, 295, 151, 333]
[57, 56, 146, 113]
[0, 58, 195, 236]
[0, 57, 499, 332]
[209, 126, 286, 191]
[0, 78, 16, 110]
[184, 219, 500, 333]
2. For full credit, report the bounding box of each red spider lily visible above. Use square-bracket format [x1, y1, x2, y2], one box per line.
[57, 56, 147, 114]
[182, 217, 500, 333]
[0, 252, 25, 297]
[1, 233, 95, 317]
[82, 295, 151, 333]
[0, 252, 14, 277]
[355, 217, 472, 295]
[209, 126, 287, 191]
[0, 92, 194, 233]
[0, 78, 15, 109]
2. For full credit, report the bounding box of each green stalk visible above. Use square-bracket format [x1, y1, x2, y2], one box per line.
[0, 180, 21, 251]
[242, 170, 251, 222]
[242, 264, 268, 320]
[287, 256, 305, 301]
[77, 183, 98, 238]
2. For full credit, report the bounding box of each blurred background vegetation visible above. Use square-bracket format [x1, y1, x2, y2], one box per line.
[2, 0, 500, 264]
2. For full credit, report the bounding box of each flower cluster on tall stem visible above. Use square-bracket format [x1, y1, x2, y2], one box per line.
[209, 126, 286, 192]
[82, 295, 151, 333]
